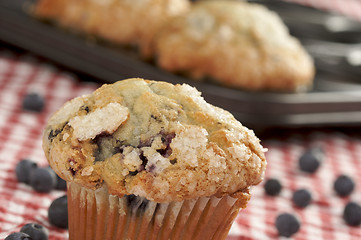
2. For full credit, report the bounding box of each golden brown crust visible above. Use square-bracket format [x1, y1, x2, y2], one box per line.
[33, 0, 190, 58]
[154, 0, 315, 92]
[43, 78, 267, 202]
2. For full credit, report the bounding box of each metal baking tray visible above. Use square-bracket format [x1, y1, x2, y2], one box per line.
[1, 0, 361, 130]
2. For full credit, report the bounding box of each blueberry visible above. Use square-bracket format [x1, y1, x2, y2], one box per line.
[15, 159, 38, 184]
[298, 147, 324, 173]
[125, 194, 149, 216]
[22, 93, 45, 112]
[275, 213, 301, 237]
[47, 166, 67, 191]
[292, 189, 312, 208]
[157, 133, 175, 158]
[264, 178, 282, 196]
[343, 202, 361, 226]
[5, 232, 32, 240]
[55, 174, 67, 191]
[48, 195, 68, 229]
[20, 223, 48, 240]
[29, 167, 57, 193]
[334, 175, 355, 197]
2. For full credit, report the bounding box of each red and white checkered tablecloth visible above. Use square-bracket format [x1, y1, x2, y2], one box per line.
[0, 51, 98, 239]
[0, 49, 361, 240]
[230, 135, 361, 240]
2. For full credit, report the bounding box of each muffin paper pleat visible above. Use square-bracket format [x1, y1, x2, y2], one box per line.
[67, 182, 247, 240]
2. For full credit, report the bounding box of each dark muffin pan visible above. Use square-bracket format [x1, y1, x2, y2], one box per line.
[1, 0, 361, 129]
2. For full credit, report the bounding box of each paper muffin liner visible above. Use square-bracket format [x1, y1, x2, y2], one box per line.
[67, 182, 250, 240]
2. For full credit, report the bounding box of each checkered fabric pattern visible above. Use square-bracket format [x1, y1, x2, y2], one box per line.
[1, 50, 361, 240]
[229, 134, 361, 240]
[0, 51, 97, 239]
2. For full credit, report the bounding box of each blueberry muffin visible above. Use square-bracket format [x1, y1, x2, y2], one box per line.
[154, 0, 315, 92]
[33, 0, 190, 57]
[43, 78, 267, 239]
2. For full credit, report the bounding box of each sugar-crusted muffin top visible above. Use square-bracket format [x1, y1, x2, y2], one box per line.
[154, 0, 314, 92]
[43, 78, 267, 202]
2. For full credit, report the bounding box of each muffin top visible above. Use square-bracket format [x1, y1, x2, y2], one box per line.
[154, 0, 314, 92]
[33, 0, 190, 58]
[43, 78, 266, 202]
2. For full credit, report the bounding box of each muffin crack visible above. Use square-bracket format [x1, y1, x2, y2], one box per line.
[94, 131, 177, 177]
[48, 122, 68, 142]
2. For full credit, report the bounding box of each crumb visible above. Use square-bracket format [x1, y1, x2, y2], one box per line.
[69, 102, 129, 140]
